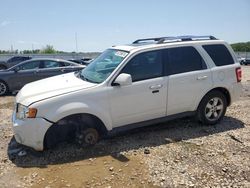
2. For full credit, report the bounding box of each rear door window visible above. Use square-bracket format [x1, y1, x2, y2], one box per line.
[61, 62, 71, 66]
[202, 44, 234, 66]
[164, 46, 206, 75]
[19, 61, 40, 70]
[42, 60, 63, 68]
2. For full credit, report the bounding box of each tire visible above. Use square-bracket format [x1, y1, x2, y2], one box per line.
[197, 90, 227, 125]
[75, 127, 99, 146]
[0, 81, 9, 96]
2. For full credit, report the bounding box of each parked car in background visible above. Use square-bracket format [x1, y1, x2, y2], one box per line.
[11, 35, 242, 151]
[0, 58, 85, 95]
[241, 58, 250, 65]
[239, 57, 245, 65]
[245, 59, 250, 65]
[68, 58, 93, 66]
[0, 56, 32, 70]
[82, 57, 93, 63]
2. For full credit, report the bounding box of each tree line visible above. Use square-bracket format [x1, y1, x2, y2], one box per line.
[231, 42, 250, 52]
[0, 45, 70, 54]
[1, 42, 250, 54]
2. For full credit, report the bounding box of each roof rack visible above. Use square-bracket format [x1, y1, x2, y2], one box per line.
[132, 35, 217, 44]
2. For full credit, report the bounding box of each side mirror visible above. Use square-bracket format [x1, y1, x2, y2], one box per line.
[113, 73, 132, 86]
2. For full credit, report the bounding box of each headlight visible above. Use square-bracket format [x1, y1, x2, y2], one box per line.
[17, 104, 37, 119]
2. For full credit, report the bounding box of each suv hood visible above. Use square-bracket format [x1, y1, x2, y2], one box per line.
[16, 72, 97, 106]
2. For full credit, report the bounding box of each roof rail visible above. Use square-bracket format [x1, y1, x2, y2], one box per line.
[132, 37, 166, 44]
[132, 35, 217, 44]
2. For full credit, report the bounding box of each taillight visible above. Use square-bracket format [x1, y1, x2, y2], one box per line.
[235, 67, 242, 82]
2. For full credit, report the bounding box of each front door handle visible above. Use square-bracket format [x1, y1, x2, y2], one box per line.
[197, 76, 208, 80]
[149, 84, 163, 90]
[152, 90, 159, 94]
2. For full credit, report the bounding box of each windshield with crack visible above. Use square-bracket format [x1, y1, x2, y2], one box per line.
[80, 49, 128, 83]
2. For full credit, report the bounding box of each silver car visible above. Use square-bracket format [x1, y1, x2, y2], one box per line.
[0, 58, 85, 95]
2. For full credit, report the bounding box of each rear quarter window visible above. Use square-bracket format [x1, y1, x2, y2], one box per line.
[203, 44, 234, 66]
[61, 62, 71, 66]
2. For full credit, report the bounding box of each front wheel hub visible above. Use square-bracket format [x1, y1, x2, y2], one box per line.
[76, 128, 99, 145]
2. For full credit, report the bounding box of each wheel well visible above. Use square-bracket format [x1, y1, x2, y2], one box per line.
[204, 87, 231, 106]
[43, 113, 108, 149]
[0, 79, 8, 85]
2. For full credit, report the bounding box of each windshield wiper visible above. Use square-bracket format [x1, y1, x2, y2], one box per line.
[79, 73, 87, 81]
[78, 73, 99, 84]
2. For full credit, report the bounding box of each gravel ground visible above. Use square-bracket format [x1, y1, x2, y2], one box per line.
[0, 66, 249, 188]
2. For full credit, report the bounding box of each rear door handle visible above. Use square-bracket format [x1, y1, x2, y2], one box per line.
[197, 76, 208, 80]
[149, 84, 163, 90]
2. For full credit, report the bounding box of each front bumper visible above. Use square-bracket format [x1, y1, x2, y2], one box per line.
[12, 112, 52, 151]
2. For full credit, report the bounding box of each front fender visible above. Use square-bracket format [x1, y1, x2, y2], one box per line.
[35, 101, 113, 131]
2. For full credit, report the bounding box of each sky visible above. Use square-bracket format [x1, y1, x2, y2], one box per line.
[0, 0, 249, 52]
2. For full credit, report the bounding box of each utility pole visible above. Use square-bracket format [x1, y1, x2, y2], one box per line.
[75, 32, 78, 53]
[11, 44, 13, 53]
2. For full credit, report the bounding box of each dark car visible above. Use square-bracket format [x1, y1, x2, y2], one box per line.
[0, 58, 85, 95]
[68, 58, 92, 66]
[242, 59, 250, 65]
[0, 56, 32, 69]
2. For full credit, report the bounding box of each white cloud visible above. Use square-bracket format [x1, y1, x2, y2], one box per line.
[0, 20, 11, 27]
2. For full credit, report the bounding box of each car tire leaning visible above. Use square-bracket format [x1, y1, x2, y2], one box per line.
[197, 90, 227, 125]
[0, 81, 9, 96]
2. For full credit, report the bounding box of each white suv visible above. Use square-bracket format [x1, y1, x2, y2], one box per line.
[12, 36, 242, 151]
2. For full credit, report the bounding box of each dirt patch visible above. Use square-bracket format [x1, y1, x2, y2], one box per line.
[0, 66, 250, 187]
[0, 96, 14, 109]
[11, 155, 150, 188]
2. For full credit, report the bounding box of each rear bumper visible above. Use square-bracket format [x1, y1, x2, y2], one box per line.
[229, 82, 242, 104]
[12, 112, 52, 151]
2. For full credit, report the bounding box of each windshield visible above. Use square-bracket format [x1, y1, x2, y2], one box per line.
[80, 49, 128, 83]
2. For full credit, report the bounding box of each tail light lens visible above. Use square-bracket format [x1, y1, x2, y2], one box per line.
[235, 67, 242, 82]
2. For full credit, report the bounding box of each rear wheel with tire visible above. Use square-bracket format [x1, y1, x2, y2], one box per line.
[197, 90, 227, 125]
[0, 81, 8, 96]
